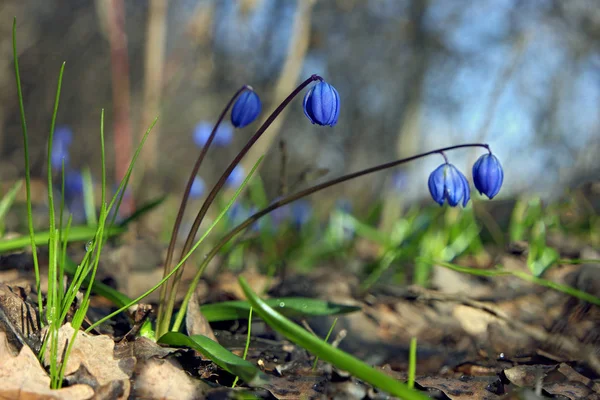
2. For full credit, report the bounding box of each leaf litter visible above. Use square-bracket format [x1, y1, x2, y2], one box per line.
[0, 229, 600, 399]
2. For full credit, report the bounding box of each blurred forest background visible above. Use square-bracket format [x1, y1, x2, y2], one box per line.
[1, 0, 599, 218]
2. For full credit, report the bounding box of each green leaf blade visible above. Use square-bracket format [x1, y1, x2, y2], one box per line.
[157, 332, 267, 386]
[238, 277, 428, 400]
[201, 298, 361, 322]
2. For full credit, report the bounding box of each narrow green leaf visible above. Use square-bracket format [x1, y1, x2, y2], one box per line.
[0, 225, 125, 254]
[201, 298, 360, 322]
[158, 332, 267, 385]
[0, 180, 22, 226]
[434, 260, 600, 307]
[82, 167, 97, 226]
[238, 277, 428, 400]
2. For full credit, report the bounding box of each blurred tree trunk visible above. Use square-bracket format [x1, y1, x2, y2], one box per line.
[380, 0, 430, 233]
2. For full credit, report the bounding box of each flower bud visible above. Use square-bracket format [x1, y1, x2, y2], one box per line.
[472, 153, 503, 199]
[303, 81, 340, 127]
[231, 91, 261, 128]
[428, 163, 470, 207]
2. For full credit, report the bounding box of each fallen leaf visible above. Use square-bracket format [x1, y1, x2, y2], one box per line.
[416, 375, 504, 400]
[503, 364, 553, 388]
[42, 323, 131, 399]
[186, 291, 217, 342]
[0, 331, 94, 399]
[0, 282, 40, 351]
[133, 357, 209, 400]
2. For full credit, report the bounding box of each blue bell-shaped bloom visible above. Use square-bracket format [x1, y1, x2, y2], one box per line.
[190, 176, 206, 198]
[231, 91, 261, 128]
[193, 121, 234, 147]
[428, 163, 471, 207]
[226, 165, 245, 188]
[303, 81, 340, 127]
[472, 153, 503, 199]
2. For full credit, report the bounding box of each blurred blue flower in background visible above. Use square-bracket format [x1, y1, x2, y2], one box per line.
[428, 163, 471, 207]
[226, 165, 245, 189]
[226, 201, 261, 231]
[290, 199, 312, 229]
[231, 91, 262, 128]
[63, 170, 86, 223]
[391, 170, 408, 193]
[193, 121, 234, 147]
[190, 176, 206, 198]
[472, 153, 504, 199]
[51, 125, 73, 170]
[303, 81, 340, 127]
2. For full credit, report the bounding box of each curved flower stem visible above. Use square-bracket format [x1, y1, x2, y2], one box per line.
[439, 151, 449, 164]
[159, 74, 322, 336]
[172, 142, 491, 330]
[157, 85, 251, 332]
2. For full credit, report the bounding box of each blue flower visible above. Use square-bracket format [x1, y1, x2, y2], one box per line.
[391, 170, 408, 193]
[226, 165, 245, 188]
[193, 121, 234, 147]
[190, 176, 206, 198]
[64, 170, 84, 197]
[472, 153, 503, 199]
[428, 163, 470, 207]
[231, 91, 261, 128]
[303, 81, 340, 127]
[226, 202, 261, 231]
[291, 200, 312, 229]
[51, 126, 74, 170]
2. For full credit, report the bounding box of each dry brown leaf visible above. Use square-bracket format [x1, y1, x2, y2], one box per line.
[0, 283, 39, 342]
[503, 364, 553, 388]
[186, 291, 217, 342]
[42, 323, 131, 399]
[416, 375, 503, 400]
[133, 357, 208, 400]
[0, 331, 94, 400]
[453, 304, 506, 336]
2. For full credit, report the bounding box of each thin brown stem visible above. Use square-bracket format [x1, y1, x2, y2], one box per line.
[159, 75, 322, 335]
[156, 86, 250, 333]
[174, 143, 492, 324]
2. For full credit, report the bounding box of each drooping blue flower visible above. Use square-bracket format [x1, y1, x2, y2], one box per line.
[428, 163, 471, 207]
[51, 126, 74, 170]
[193, 121, 234, 147]
[190, 176, 206, 198]
[231, 91, 261, 128]
[226, 165, 245, 188]
[472, 153, 504, 199]
[303, 81, 340, 127]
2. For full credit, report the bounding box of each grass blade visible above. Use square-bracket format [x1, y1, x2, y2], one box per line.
[238, 277, 429, 399]
[434, 260, 600, 306]
[0, 225, 125, 254]
[200, 298, 360, 322]
[13, 17, 43, 323]
[158, 332, 267, 385]
[0, 180, 22, 232]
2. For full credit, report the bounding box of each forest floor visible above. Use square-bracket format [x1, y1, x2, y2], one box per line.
[0, 201, 599, 399]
